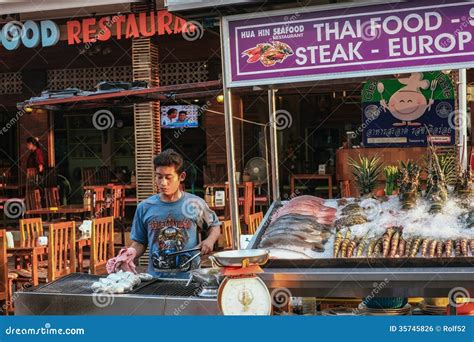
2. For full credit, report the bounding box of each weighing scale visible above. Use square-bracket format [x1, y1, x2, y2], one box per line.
[210, 249, 272, 316]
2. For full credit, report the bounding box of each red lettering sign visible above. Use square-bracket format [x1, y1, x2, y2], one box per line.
[66, 10, 190, 45]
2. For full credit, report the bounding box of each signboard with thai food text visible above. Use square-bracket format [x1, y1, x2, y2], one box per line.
[361, 71, 455, 147]
[222, 1, 474, 87]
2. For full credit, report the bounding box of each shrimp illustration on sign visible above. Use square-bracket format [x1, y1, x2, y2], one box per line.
[378, 72, 435, 126]
[241, 41, 293, 67]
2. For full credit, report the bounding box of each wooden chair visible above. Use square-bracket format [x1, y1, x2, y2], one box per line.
[0, 168, 9, 197]
[247, 211, 263, 235]
[97, 167, 111, 185]
[19, 217, 47, 266]
[0, 229, 16, 315]
[242, 182, 255, 226]
[109, 186, 126, 247]
[92, 186, 106, 217]
[19, 217, 43, 243]
[81, 167, 96, 187]
[25, 189, 42, 211]
[47, 221, 76, 282]
[221, 220, 233, 250]
[229, 182, 255, 226]
[44, 187, 60, 207]
[89, 216, 114, 275]
[26, 168, 37, 185]
[44, 187, 62, 221]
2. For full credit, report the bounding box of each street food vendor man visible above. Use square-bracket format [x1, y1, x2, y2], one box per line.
[127, 149, 221, 278]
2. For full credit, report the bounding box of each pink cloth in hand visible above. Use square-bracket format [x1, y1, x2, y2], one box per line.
[106, 247, 137, 274]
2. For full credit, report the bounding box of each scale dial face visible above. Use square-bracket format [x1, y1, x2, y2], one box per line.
[218, 277, 271, 316]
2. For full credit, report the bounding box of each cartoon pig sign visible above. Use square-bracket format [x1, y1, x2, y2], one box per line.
[378, 72, 435, 126]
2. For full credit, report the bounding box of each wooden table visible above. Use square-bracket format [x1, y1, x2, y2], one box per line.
[83, 184, 136, 191]
[0, 184, 20, 190]
[8, 240, 47, 286]
[290, 174, 333, 199]
[25, 204, 93, 218]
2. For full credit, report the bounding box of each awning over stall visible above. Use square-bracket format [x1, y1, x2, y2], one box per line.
[18, 80, 222, 111]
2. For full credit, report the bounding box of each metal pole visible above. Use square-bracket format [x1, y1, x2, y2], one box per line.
[458, 69, 468, 170]
[268, 89, 280, 201]
[220, 18, 241, 249]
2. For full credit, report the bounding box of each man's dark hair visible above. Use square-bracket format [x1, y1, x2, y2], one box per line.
[167, 108, 177, 116]
[178, 111, 187, 115]
[153, 149, 184, 174]
[26, 136, 40, 148]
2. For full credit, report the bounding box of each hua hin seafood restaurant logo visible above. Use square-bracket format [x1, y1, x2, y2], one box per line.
[0, 10, 193, 51]
[241, 41, 293, 67]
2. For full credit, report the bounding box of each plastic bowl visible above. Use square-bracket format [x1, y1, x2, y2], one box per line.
[363, 297, 408, 309]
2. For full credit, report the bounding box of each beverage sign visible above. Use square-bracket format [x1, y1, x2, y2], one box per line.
[223, 1, 474, 87]
[361, 71, 455, 147]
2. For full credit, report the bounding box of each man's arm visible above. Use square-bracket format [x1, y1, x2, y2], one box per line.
[130, 240, 147, 258]
[199, 225, 220, 255]
[36, 149, 44, 173]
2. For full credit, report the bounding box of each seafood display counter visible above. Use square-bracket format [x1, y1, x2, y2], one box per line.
[247, 200, 474, 303]
[15, 273, 220, 316]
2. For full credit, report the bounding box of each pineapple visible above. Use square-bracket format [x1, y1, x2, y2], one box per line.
[348, 155, 383, 196]
[397, 160, 421, 210]
[425, 146, 448, 213]
[383, 165, 399, 196]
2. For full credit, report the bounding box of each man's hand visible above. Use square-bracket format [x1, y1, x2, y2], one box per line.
[198, 238, 215, 255]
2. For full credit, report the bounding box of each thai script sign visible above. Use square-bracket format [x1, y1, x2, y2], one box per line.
[223, 1, 474, 87]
